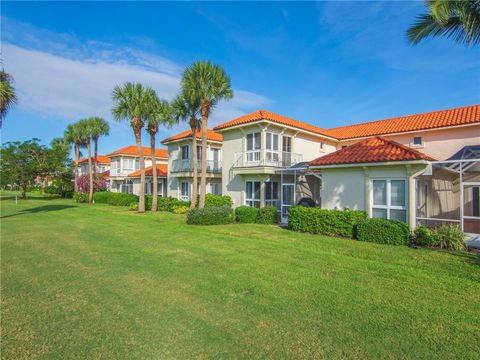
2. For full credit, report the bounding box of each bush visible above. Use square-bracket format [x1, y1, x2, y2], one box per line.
[413, 226, 438, 247]
[186, 205, 234, 225]
[204, 194, 232, 208]
[93, 191, 139, 206]
[355, 218, 410, 245]
[235, 206, 259, 223]
[149, 196, 190, 212]
[76, 174, 107, 193]
[172, 205, 189, 214]
[256, 206, 278, 224]
[434, 224, 466, 251]
[73, 191, 88, 203]
[129, 202, 138, 211]
[288, 207, 367, 238]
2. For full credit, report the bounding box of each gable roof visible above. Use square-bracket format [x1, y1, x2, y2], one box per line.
[78, 155, 111, 164]
[213, 110, 335, 139]
[128, 164, 168, 178]
[327, 104, 480, 140]
[161, 129, 223, 144]
[106, 146, 168, 158]
[309, 136, 435, 167]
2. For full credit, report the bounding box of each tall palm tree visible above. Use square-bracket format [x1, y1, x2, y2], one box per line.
[0, 68, 17, 128]
[182, 61, 233, 208]
[171, 93, 201, 208]
[112, 82, 155, 213]
[64, 122, 83, 192]
[89, 117, 110, 174]
[407, 0, 480, 46]
[145, 95, 173, 212]
[78, 118, 94, 203]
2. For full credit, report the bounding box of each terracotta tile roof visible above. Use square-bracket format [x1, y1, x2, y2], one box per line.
[78, 155, 111, 164]
[213, 110, 334, 138]
[327, 104, 480, 140]
[128, 164, 168, 178]
[101, 170, 110, 180]
[161, 129, 223, 144]
[106, 146, 168, 158]
[309, 136, 435, 166]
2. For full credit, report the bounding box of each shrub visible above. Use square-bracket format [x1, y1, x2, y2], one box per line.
[73, 191, 88, 203]
[172, 205, 189, 214]
[235, 206, 259, 223]
[355, 218, 410, 245]
[413, 226, 438, 247]
[434, 224, 466, 251]
[288, 207, 367, 238]
[186, 205, 234, 225]
[149, 196, 190, 212]
[76, 174, 107, 193]
[93, 191, 139, 206]
[129, 202, 139, 211]
[204, 194, 232, 208]
[256, 206, 278, 224]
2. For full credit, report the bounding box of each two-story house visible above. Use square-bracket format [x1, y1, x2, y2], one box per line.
[106, 145, 168, 196]
[77, 156, 111, 176]
[161, 129, 223, 201]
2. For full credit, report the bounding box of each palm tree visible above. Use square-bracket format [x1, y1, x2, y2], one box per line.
[64, 122, 83, 192]
[78, 118, 94, 203]
[112, 82, 155, 213]
[0, 68, 17, 128]
[89, 117, 110, 174]
[145, 95, 173, 212]
[407, 0, 480, 46]
[182, 61, 233, 208]
[171, 93, 201, 208]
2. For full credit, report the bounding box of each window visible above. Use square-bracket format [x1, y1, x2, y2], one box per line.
[180, 181, 190, 201]
[210, 148, 220, 171]
[197, 145, 202, 161]
[123, 158, 135, 172]
[265, 181, 279, 207]
[245, 181, 261, 208]
[413, 136, 423, 146]
[181, 145, 190, 160]
[266, 132, 279, 163]
[372, 179, 407, 222]
[210, 183, 221, 196]
[246, 132, 261, 162]
[157, 181, 163, 197]
[282, 136, 292, 166]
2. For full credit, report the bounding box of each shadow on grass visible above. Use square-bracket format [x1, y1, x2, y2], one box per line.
[1, 204, 76, 219]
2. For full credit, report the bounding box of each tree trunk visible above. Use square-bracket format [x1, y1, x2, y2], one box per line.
[87, 140, 93, 203]
[74, 143, 79, 192]
[199, 101, 209, 208]
[21, 183, 27, 199]
[93, 137, 98, 175]
[150, 131, 158, 212]
[133, 121, 146, 213]
[190, 123, 198, 209]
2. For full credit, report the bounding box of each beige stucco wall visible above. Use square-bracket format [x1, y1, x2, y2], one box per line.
[339, 125, 480, 160]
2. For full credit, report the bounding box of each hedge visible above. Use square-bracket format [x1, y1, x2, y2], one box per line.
[204, 194, 232, 208]
[256, 206, 278, 224]
[146, 196, 190, 211]
[235, 206, 259, 223]
[93, 191, 139, 206]
[355, 218, 410, 245]
[288, 206, 367, 238]
[186, 205, 234, 225]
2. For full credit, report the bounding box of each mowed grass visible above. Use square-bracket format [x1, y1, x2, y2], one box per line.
[1, 196, 479, 359]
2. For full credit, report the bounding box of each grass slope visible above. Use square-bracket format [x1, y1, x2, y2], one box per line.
[1, 196, 479, 359]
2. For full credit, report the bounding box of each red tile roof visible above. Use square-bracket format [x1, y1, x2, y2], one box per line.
[78, 155, 111, 164]
[327, 104, 480, 140]
[128, 164, 168, 178]
[213, 110, 334, 139]
[309, 137, 435, 166]
[101, 170, 110, 180]
[161, 129, 223, 144]
[106, 146, 168, 158]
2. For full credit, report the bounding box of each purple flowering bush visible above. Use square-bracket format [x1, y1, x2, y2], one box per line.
[76, 174, 107, 193]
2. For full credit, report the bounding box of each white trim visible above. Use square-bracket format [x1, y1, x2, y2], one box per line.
[161, 138, 222, 145]
[370, 178, 408, 222]
[310, 160, 430, 170]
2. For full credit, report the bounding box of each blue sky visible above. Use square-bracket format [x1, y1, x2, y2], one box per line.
[1, 1, 479, 155]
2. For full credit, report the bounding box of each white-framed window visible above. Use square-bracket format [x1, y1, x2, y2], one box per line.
[371, 179, 407, 222]
[266, 132, 279, 162]
[210, 183, 221, 196]
[157, 181, 163, 197]
[245, 181, 261, 208]
[265, 181, 279, 207]
[181, 145, 190, 160]
[123, 158, 136, 173]
[197, 145, 202, 161]
[180, 181, 190, 201]
[246, 132, 261, 162]
[412, 136, 423, 146]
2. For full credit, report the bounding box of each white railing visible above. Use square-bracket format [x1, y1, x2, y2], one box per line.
[234, 151, 303, 168]
[171, 159, 222, 173]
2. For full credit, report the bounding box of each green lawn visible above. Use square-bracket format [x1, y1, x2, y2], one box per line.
[1, 196, 479, 359]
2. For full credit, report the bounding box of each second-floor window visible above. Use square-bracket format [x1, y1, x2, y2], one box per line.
[266, 132, 279, 162]
[122, 158, 138, 172]
[181, 145, 190, 160]
[246, 132, 261, 162]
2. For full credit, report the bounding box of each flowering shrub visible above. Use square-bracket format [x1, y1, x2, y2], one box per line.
[76, 174, 107, 193]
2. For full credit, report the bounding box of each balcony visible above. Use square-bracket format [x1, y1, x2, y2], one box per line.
[233, 151, 303, 168]
[171, 159, 222, 173]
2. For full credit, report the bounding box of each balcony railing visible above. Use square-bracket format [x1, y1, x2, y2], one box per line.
[233, 151, 303, 168]
[110, 168, 137, 176]
[171, 159, 222, 173]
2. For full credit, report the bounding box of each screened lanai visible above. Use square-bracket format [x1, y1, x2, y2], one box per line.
[415, 146, 480, 236]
